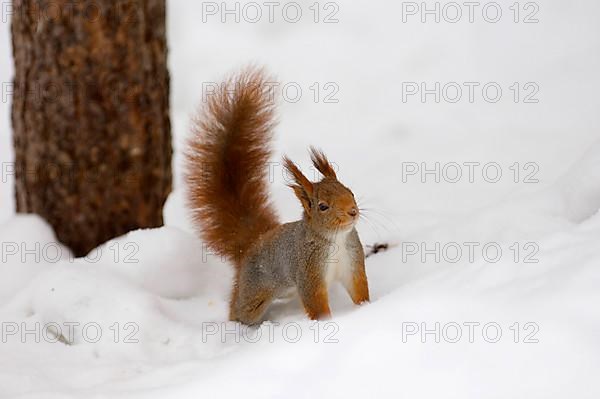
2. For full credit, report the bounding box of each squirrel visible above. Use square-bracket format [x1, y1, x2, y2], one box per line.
[185, 68, 370, 325]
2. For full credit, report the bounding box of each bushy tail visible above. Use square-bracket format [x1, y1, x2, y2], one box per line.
[185, 68, 279, 267]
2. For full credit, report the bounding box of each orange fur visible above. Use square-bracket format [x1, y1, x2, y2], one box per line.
[283, 156, 314, 215]
[185, 68, 279, 267]
[350, 268, 370, 305]
[299, 266, 332, 320]
[309, 147, 337, 179]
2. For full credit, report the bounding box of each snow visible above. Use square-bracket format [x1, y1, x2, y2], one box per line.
[1, 0, 600, 397]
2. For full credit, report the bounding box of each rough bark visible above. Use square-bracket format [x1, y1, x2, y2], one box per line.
[11, 0, 172, 256]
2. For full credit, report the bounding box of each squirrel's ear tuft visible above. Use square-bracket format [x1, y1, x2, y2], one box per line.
[283, 156, 313, 213]
[309, 147, 337, 179]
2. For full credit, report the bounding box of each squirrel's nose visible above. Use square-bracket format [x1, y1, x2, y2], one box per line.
[348, 207, 358, 218]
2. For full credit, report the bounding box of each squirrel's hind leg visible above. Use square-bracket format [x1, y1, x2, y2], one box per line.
[230, 283, 275, 326]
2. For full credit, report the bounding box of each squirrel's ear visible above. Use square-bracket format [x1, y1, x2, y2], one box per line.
[309, 147, 337, 179]
[283, 156, 313, 213]
[290, 185, 312, 214]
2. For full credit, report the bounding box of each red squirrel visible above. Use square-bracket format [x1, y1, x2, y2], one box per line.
[185, 68, 370, 325]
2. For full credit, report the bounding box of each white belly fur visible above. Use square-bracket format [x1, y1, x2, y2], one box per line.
[325, 231, 353, 288]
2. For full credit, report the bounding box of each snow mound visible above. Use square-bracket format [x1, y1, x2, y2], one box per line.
[89, 226, 230, 299]
[0, 215, 71, 303]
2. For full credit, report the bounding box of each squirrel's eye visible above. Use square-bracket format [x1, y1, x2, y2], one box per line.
[318, 203, 329, 212]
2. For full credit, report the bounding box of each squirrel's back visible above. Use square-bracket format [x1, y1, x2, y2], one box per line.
[185, 68, 279, 267]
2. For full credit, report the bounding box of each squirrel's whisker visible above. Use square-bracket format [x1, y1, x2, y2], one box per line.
[359, 212, 395, 237]
[359, 208, 399, 233]
[358, 214, 384, 240]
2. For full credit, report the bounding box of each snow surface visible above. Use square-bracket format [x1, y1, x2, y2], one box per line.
[1, 0, 600, 397]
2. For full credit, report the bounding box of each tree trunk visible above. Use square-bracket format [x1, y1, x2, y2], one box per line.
[11, 0, 172, 256]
